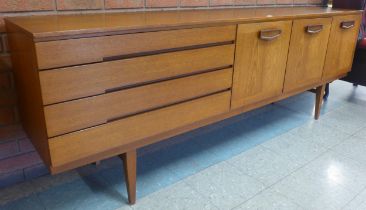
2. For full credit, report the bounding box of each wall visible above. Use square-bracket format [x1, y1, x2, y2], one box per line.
[0, 0, 324, 188]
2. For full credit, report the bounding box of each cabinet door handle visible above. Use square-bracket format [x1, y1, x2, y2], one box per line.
[341, 21, 355, 29]
[306, 25, 323, 34]
[259, 29, 282, 41]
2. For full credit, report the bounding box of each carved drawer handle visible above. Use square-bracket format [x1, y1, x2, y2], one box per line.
[341, 21, 355, 29]
[259, 29, 282, 41]
[306, 25, 323, 34]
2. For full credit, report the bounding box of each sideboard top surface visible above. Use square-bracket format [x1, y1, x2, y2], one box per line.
[5, 7, 362, 41]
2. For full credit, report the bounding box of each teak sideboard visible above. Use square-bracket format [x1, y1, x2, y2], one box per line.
[5, 7, 362, 204]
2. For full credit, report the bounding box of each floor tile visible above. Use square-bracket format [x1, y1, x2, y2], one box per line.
[289, 120, 351, 148]
[327, 80, 366, 102]
[342, 187, 366, 210]
[198, 106, 309, 162]
[271, 166, 356, 210]
[38, 174, 123, 210]
[135, 153, 189, 199]
[353, 201, 366, 210]
[339, 102, 366, 118]
[244, 105, 309, 135]
[98, 167, 128, 200]
[318, 106, 366, 135]
[130, 181, 217, 210]
[353, 126, 366, 139]
[0, 170, 82, 206]
[0, 194, 45, 210]
[184, 161, 265, 209]
[261, 132, 328, 165]
[29, 170, 80, 193]
[233, 188, 304, 210]
[343, 95, 366, 108]
[151, 137, 226, 180]
[331, 136, 366, 166]
[226, 145, 300, 186]
[277, 91, 342, 117]
[196, 124, 264, 161]
[301, 151, 366, 194]
[0, 182, 38, 206]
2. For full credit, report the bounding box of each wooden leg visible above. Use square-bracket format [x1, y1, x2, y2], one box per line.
[119, 150, 137, 205]
[315, 84, 326, 120]
[93, 160, 101, 166]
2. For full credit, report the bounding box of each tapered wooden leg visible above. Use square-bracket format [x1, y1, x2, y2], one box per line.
[119, 150, 137, 205]
[315, 84, 326, 120]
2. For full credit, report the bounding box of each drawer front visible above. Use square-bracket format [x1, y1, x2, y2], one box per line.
[35, 25, 236, 69]
[39, 45, 235, 105]
[323, 15, 362, 81]
[49, 91, 231, 167]
[232, 20, 292, 109]
[44, 69, 233, 137]
[284, 18, 332, 93]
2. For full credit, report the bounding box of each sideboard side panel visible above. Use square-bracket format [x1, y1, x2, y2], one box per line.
[5, 21, 51, 166]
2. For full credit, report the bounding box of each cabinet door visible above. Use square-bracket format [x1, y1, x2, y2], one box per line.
[284, 18, 332, 93]
[231, 21, 292, 109]
[323, 15, 362, 81]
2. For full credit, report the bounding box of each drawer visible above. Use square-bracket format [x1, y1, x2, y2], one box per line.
[284, 18, 332, 93]
[35, 25, 236, 69]
[49, 91, 231, 167]
[323, 14, 362, 80]
[44, 69, 233, 137]
[39, 44, 235, 105]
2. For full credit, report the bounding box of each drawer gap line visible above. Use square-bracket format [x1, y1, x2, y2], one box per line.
[43, 65, 233, 106]
[38, 41, 234, 71]
[103, 41, 235, 62]
[35, 25, 235, 43]
[47, 88, 231, 139]
[104, 66, 233, 93]
[105, 88, 231, 123]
